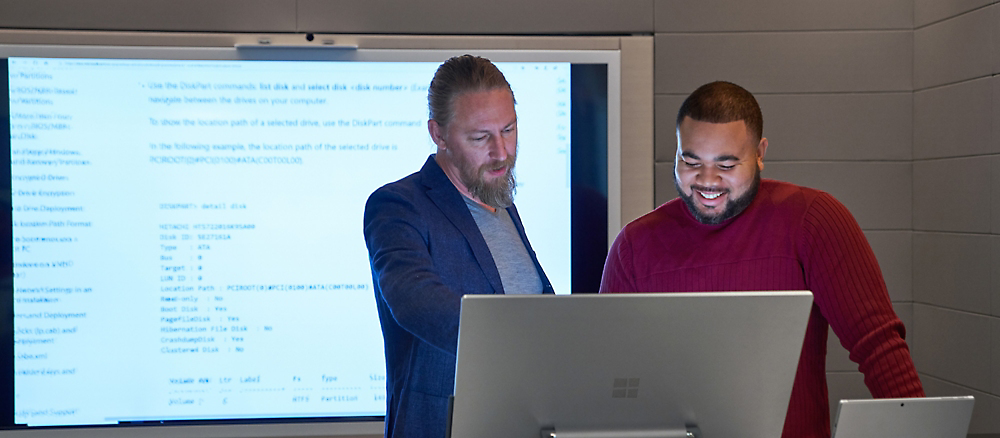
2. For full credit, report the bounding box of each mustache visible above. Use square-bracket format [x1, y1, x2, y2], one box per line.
[478, 155, 516, 175]
[690, 185, 729, 194]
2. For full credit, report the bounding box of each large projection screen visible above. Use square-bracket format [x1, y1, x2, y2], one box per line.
[1, 41, 625, 438]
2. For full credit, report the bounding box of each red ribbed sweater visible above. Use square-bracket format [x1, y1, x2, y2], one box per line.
[600, 179, 924, 438]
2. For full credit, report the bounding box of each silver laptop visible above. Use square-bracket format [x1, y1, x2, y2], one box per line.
[832, 396, 975, 438]
[448, 291, 814, 438]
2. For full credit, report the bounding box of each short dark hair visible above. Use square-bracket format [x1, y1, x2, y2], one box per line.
[676, 81, 763, 141]
[427, 54, 514, 128]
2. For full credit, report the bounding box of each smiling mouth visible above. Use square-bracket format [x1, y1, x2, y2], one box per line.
[694, 187, 727, 200]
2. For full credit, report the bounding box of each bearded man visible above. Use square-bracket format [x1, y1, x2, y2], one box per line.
[363, 55, 554, 438]
[599, 81, 924, 438]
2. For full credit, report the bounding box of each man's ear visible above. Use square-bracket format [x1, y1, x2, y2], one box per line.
[756, 137, 768, 170]
[428, 120, 446, 149]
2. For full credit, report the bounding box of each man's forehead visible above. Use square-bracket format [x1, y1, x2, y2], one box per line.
[677, 118, 755, 155]
[452, 92, 516, 127]
[457, 112, 516, 131]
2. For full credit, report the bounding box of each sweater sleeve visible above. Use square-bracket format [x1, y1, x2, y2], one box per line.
[800, 192, 924, 398]
[599, 227, 639, 293]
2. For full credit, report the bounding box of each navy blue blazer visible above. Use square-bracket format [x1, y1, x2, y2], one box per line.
[363, 155, 554, 438]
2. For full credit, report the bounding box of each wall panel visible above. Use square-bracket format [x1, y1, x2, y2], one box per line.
[653, 94, 685, 162]
[655, 31, 911, 94]
[913, 305, 991, 390]
[994, 5, 1000, 75]
[994, 77, 1000, 157]
[913, 77, 993, 159]
[653, 161, 677, 208]
[619, 36, 656, 226]
[759, 93, 912, 161]
[656, 93, 913, 163]
[825, 372, 869, 421]
[913, 233, 991, 312]
[993, 318, 1000, 395]
[654, 0, 912, 32]
[992, 237, 1000, 317]
[765, 162, 911, 230]
[297, 0, 654, 35]
[0, 0, 296, 32]
[914, 0, 994, 27]
[995, 143, 1000, 235]
[826, 341, 855, 373]
[913, 157, 992, 233]
[914, 6, 993, 90]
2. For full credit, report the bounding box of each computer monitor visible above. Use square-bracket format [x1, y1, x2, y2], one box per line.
[449, 291, 814, 438]
[2, 43, 622, 437]
[832, 396, 975, 438]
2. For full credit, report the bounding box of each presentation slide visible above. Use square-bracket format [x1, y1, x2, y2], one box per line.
[8, 58, 572, 426]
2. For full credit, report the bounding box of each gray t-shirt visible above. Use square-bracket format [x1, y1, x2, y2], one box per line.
[463, 197, 544, 295]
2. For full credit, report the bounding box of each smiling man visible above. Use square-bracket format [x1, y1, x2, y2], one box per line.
[363, 55, 553, 438]
[600, 81, 924, 438]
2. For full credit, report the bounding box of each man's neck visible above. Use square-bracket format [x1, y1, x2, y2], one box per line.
[464, 195, 497, 213]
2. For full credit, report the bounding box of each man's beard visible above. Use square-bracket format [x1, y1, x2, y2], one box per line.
[674, 169, 760, 225]
[460, 154, 517, 209]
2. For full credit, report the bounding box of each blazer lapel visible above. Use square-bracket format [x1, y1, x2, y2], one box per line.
[419, 156, 504, 295]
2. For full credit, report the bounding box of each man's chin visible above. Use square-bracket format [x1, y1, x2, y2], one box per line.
[676, 192, 727, 225]
[694, 208, 725, 223]
[479, 174, 505, 184]
[694, 205, 720, 217]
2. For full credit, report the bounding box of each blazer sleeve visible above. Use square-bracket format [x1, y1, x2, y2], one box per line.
[364, 184, 462, 356]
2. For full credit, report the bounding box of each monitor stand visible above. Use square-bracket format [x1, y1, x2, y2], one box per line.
[541, 425, 702, 438]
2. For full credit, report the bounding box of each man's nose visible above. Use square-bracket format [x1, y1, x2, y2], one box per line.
[488, 135, 508, 161]
[695, 166, 721, 185]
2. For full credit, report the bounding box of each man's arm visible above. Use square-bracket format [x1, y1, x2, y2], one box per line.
[801, 192, 924, 397]
[599, 229, 639, 293]
[364, 185, 462, 356]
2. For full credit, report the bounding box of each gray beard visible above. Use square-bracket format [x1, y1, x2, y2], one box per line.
[465, 167, 516, 209]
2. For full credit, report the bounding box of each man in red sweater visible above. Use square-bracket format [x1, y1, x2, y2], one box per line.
[600, 81, 924, 438]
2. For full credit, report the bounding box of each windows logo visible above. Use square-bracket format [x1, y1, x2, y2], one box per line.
[612, 378, 639, 399]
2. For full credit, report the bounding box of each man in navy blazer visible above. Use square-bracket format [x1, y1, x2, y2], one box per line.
[363, 55, 554, 438]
